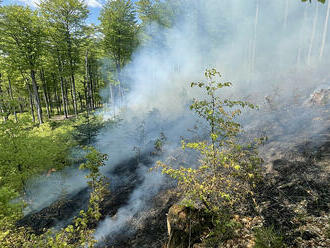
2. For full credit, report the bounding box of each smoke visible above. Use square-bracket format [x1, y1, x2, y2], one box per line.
[19, 0, 330, 243]
[94, 0, 330, 242]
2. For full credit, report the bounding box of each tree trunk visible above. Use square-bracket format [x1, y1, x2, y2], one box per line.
[52, 73, 61, 115]
[0, 74, 8, 122]
[307, 3, 319, 66]
[54, 85, 61, 115]
[85, 49, 91, 112]
[40, 69, 51, 119]
[88, 63, 95, 110]
[297, 4, 308, 68]
[64, 78, 70, 115]
[78, 92, 83, 112]
[30, 69, 43, 124]
[116, 62, 123, 108]
[83, 79, 88, 112]
[71, 73, 78, 116]
[66, 29, 78, 117]
[251, 0, 259, 75]
[320, 0, 330, 61]
[8, 76, 18, 122]
[69, 78, 75, 112]
[26, 84, 35, 123]
[60, 76, 68, 118]
[109, 82, 114, 117]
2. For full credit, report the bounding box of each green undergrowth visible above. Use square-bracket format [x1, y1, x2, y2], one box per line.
[0, 112, 109, 231]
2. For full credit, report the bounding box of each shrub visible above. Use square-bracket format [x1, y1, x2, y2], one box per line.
[157, 69, 263, 213]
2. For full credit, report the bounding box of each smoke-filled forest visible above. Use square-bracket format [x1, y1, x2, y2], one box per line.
[0, 0, 329, 247]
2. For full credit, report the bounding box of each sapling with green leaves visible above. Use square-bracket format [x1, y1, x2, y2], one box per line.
[47, 147, 109, 248]
[157, 69, 264, 213]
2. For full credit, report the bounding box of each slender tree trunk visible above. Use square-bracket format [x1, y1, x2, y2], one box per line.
[94, 73, 99, 107]
[18, 100, 23, 113]
[116, 62, 123, 108]
[0, 74, 8, 122]
[83, 79, 88, 111]
[30, 69, 43, 124]
[54, 86, 60, 115]
[26, 84, 35, 123]
[52, 73, 61, 115]
[78, 92, 83, 112]
[251, 0, 259, 75]
[320, 0, 330, 61]
[307, 3, 319, 66]
[64, 78, 69, 115]
[88, 62, 95, 110]
[71, 73, 78, 116]
[8, 76, 18, 122]
[40, 69, 50, 119]
[48, 90, 53, 115]
[297, 4, 308, 68]
[109, 82, 114, 117]
[85, 50, 91, 113]
[66, 30, 78, 117]
[60, 76, 68, 118]
[89, 75, 95, 110]
[70, 79, 75, 112]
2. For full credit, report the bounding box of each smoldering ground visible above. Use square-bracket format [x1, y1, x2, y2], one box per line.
[21, 0, 330, 245]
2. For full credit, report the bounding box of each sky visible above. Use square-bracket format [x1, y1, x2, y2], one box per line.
[2, 0, 108, 24]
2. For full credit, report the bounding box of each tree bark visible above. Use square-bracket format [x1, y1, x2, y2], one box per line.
[26, 84, 35, 123]
[66, 29, 78, 117]
[320, 0, 330, 61]
[78, 92, 83, 112]
[0, 73, 8, 122]
[30, 69, 43, 124]
[85, 49, 91, 112]
[307, 3, 319, 66]
[8, 76, 18, 122]
[64, 78, 70, 115]
[52, 74, 61, 115]
[40, 69, 51, 119]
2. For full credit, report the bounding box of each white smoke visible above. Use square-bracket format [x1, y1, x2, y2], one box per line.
[94, 0, 330, 242]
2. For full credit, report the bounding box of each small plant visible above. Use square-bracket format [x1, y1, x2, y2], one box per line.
[47, 147, 109, 247]
[154, 132, 167, 154]
[157, 69, 263, 213]
[205, 213, 242, 246]
[254, 226, 285, 248]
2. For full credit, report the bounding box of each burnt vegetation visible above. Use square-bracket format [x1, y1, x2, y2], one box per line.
[1, 0, 330, 248]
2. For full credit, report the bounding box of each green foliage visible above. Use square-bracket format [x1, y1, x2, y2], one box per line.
[0, 117, 75, 193]
[0, 147, 109, 248]
[157, 69, 263, 212]
[153, 132, 167, 154]
[136, 0, 177, 28]
[100, 0, 138, 70]
[253, 226, 285, 248]
[205, 213, 242, 246]
[71, 114, 107, 145]
[0, 5, 44, 71]
[302, 0, 326, 3]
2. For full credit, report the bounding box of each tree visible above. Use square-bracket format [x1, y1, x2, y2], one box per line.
[136, 0, 178, 28]
[39, 0, 89, 117]
[0, 5, 45, 124]
[302, 0, 326, 3]
[157, 69, 263, 212]
[100, 0, 138, 79]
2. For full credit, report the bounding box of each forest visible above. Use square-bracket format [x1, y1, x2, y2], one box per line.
[0, 0, 330, 247]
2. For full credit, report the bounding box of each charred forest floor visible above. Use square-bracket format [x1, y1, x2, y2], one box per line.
[16, 101, 330, 247]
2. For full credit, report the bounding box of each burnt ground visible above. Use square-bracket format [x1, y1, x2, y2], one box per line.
[17, 153, 153, 234]
[255, 133, 330, 246]
[17, 98, 330, 247]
